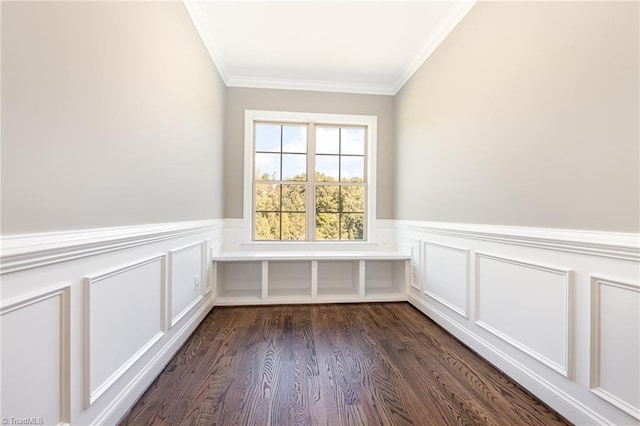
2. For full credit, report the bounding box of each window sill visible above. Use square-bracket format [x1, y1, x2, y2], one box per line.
[237, 240, 382, 252]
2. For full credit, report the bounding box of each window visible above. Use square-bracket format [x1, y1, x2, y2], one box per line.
[244, 111, 377, 242]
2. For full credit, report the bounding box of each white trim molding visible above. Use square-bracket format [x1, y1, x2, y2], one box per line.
[1, 221, 218, 426]
[0, 283, 71, 426]
[392, 0, 477, 94]
[83, 255, 167, 408]
[227, 75, 394, 96]
[395, 220, 639, 261]
[422, 241, 470, 318]
[0, 219, 223, 274]
[408, 294, 610, 426]
[91, 296, 215, 426]
[590, 275, 640, 420]
[183, 0, 477, 96]
[400, 238, 422, 291]
[243, 110, 377, 245]
[168, 242, 206, 328]
[183, 0, 229, 83]
[474, 252, 574, 378]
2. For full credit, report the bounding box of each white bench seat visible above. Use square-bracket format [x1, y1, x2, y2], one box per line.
[211, 250, 410, 306]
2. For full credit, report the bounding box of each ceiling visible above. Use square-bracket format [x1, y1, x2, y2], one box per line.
[183, 1, 476, 96]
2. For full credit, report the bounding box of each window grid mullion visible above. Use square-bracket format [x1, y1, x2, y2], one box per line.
[279, 127, 283, 240]
[253, 119, 368, 241]
[308, 123, 316, 241]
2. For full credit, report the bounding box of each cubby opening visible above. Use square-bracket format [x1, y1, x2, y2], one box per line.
[364, 260, 405, 297]
[317, 260, 359, 297]
[268, 261, 312, 298]
[216, 261, 262, 300]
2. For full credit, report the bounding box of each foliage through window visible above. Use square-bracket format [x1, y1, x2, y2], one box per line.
[253, 121, 368, 241]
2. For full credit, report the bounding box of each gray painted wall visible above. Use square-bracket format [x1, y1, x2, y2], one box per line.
[3, 1, 637, 234]
[224, 87, 395, 219]
[1, 2, 226, 234]
[394, 1, 639, 232]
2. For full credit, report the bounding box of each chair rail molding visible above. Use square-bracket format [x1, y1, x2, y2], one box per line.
[0, 219, 223, 274]
[394, 220, 639, 261]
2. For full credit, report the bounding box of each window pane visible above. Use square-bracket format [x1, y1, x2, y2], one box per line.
[340, 156, 364, 182]
[255, 183, 280, 211]
[316, 185, 339, 212]
[282, 184, 306, 212]
[282, 126, 307, 153]
[341, 186, 364, 212]
[316, 155, 339, 181]
[282, 154, 306, 181]
[340, 213, 364, 240]
[255, 124, 281, 152]
[341, 128, 365, 155]
[316, 213, 339, 240]
[255, 212, 280, 240]
[282, 213, 305, 240]
[316, 127, 339, 154]
[255, 153, 280, 180]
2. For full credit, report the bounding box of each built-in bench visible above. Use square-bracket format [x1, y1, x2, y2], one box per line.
[211, 251, 411, 305]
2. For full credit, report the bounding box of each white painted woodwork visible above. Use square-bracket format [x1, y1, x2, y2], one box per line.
[1, 218, 638, 425]
[243, 111, 378, 245]
[0, 285, 70, 425]
[216, 261, 262, 300]
[397, 219, 639, 425]
[408, 239, 422, 290]
[0, 220, 219, 425]
[212, 250, 408, 262]
[169, 243, 204, 327]
[475, 253, 572, 377]
[423, 242, 469, 318]
[212, 254, 408, 305]
[1, 219, 219, 274]
[84, 256, 165, 406]
[590, 276, 640, 420]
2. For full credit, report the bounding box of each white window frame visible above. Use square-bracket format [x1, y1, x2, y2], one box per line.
[243, 110, 377, 244]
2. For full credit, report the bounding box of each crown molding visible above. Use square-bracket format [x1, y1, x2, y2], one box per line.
[183, 0, 476, 96]
[227, 76, 395, 96]
[183, 0, 230, 83]
[392, 0, 477, 94]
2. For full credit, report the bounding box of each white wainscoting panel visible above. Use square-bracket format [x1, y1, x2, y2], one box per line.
[169, 243, 205, 327]
[0, 284, 70, 425]
[423, 241, 469, 318]
[84, 256, 166, 407]
[0, 220, 220, 426]
[396, 220, 639, 424]
[590, 275, 640, 420]
[475, 252, 573, 377]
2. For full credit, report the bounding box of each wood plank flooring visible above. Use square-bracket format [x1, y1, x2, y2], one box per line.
[120, 303, 571, 426]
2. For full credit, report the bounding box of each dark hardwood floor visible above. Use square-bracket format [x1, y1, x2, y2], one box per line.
[120, 303, 571, 426]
